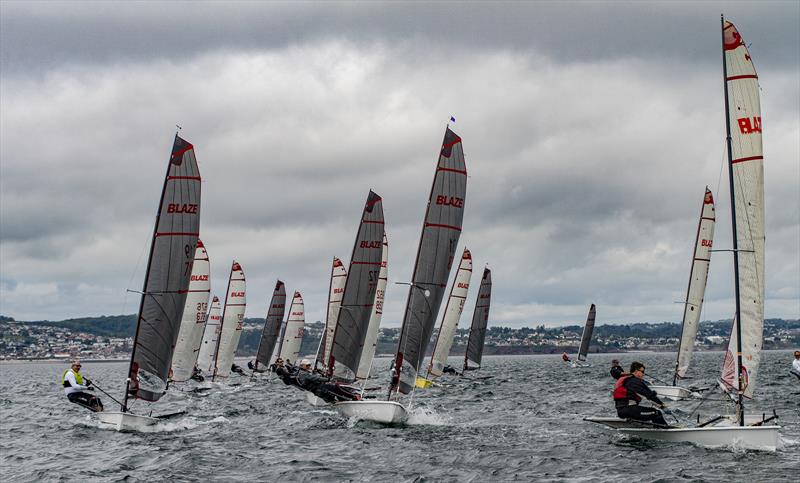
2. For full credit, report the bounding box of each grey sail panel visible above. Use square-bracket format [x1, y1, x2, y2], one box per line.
[577, 304, 596, 361]
[329, 190, 385, 380]
[129, 135, 201, 403]
[255, 280, 287, 368]
[393, 127, 467, 394]
[464, 268, 491, 370]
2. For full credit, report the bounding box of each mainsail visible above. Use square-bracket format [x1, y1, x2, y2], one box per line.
[213, 261, 247, 380]
[392, 127, 467, 395]
[356, 233, 389, 380]
[124, 135, 200, 405]
[277, 291, 305, 364]
[196, 296, 222, 374]
[329, 191, 385, 380]
[464, 267, 491, 371]
[170, 239, 211, 382]
[675, 189, 716, 381]
[719, 20, 765, 400]
[427, 248, 473, 378]
[255, 280, 287, 369]
[576, 304, 596, 362]
[314, 258, 347, 371]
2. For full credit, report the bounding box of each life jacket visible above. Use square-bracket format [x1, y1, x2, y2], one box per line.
[61, 369, 84, 388]
[612, 375, 641, 402]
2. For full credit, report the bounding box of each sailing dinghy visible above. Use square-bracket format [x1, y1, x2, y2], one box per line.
[587, 18, 780, 451]
[170, 239, 211, 382]
[338, 127, 467, 424]
[462, 267, 492, 374]
[212, 262, 247, 381]
[252, 280, 287, 373]
[649, 188, 715, 400]
[569, 304, 595, 368]
[96, 134, 201, 431]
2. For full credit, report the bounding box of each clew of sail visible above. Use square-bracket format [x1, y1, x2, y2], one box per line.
[428, 248, 473, 378]
[196, 296, 222, 374]
[577, 304, 596, 362]
[255, 280, 287, 369]
[170, 239, 211, 382]
[357, 233, 389, 380]
[213, 262, 247, 380]
[464, 267, 491, 370]
[315, 258, 347, 370]
[278, 292, 305, 364]
[675, 189, 715, 380]
[719, 21, 765, 400]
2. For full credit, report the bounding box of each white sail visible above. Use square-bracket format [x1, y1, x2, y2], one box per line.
[427, 247, 472, 378]
[675, 189, 715, 380]
[278, 291, 305, 364]
[170, 240, 211, 382]
[196, 295, 222, 374]
[357, 233, 389, 380]
[316, 258, 347, 370]
[719, 21, 765, 399]
[213, 261, 247, 380]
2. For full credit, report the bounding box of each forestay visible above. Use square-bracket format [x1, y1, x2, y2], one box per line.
[255, 280, 287, 369]
[315, 258, 347, 371]
[577, 304, 596, 362]
[675, 189, 715, 380]
[357, 233, 389, 380]
[464, 267, 491, 370]
[170, 239, 211, 382]
[213, 262, 246, 380]
[277, 292, 305, 364]
[196, 296, 222, 374]
[719, 21, 765, 400]
[126, 135, 201, 403]
[428, 248, 472, 378]
[329, 191, 385, 380]
[392, 127, 467, 395]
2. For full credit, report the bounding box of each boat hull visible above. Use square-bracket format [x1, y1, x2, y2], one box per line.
[649, 385, 698, 401]
[335, 400, 408, 424]
[95, 411, 160, 432]
[305, 392, 330, 407]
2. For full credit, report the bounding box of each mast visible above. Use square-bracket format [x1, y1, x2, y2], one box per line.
[721, 14, 745, 426]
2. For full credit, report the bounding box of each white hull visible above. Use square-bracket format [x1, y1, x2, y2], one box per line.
[305, 392, 330, 407]
[649, 385, 699, 401]
[335, 400, 408, 424]
[570, 360, 590, 368]
[95, 411, 160, 432]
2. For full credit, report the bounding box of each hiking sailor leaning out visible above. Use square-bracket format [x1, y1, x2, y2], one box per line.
[613, 361, 668, 426]
[62, 360, 103, 412]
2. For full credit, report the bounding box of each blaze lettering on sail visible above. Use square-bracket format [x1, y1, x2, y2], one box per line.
[457, 283, 470, 289]
[435, 195, 464, 208]
[737, 117, 761, 134]
[359, 240, 382, 249]
[230, 291, 245, 298]
[167, 203, 199, 214]
[701, 239, 713, 247]
[292, 312, 303, 317]
[191, 274, 209, 282]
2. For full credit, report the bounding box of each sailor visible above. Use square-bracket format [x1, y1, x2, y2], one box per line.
[791, 351, 800, 380]
[561, 352, 571, 363]
[442, 365, 459, 375]
[297, 359, 328, 392]
[61, 360, 103, 412]
[297, 359, 359, 402]
[231, 363, 245, 375]
[610, 359, 625, 379]
[190, 366, 205, 382]
[613, 361, 668, 426]
[248, 360, 266, 373]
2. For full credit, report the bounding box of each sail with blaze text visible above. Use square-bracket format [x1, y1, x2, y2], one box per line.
[719, 21, 765, 400]
[196, 295, 222, 375]
[392, 127, 467, 395]
[277, 292, 305, 364]
[170, 239, 211, 382]
[428, 248, 472, 378]
[124, 135, 200, 405]
[329, 191, 385, 381]
[213, 261, 246, 381]
[255, 280, 287, 369]
[357, 233, 388, 380]
[315, 258, 347, 371]
[463, 267, 491, 371]
[576, 304, 596, 362]
[675, 189, 715, 381]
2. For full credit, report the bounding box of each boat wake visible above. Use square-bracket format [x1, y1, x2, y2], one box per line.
[407, 406, 451, 426]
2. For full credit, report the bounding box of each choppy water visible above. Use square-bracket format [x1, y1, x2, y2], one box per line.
[1, 351, 798, 481]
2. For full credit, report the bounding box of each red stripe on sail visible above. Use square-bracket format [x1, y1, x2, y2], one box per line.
[168, 176, 201, 181]
[442, 137, 462, 150]
[362, 220, 385, 224]
[727, 74, 758, 81]
[437, 167, 467, 175]
[694, 258, 711, 262]
[701, 217, 716, 221]
[732, 155, 763, 165]
[156, 232, 199, 237]
[226, 303, 246, 307]
[425, 223, 462, 232]
[351, 261, 383, 266]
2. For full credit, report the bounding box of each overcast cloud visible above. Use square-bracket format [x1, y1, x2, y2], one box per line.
[1, 1, 798, 327]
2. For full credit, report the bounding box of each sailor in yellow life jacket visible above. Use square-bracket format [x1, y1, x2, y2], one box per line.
[61, 360, 103, 412]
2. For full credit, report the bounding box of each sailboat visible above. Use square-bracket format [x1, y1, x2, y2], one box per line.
[170, 239, 211, 382]
[212, 261, 247, 381]
[418, 247, 473, 387]
[252, 280, 287, 372]
[313, 258, 347, 372]
[275, 291, 305, 364]
[196, 295, 222, 376]
[337, 126, 467, 424]
[463, 267, 492, 373]
[569, 304, 595, 368]
[96, 134, 201, 431]
[587, 18, 780, 450]
[649, 188, 716, 400]
[356, 233, 389, 381]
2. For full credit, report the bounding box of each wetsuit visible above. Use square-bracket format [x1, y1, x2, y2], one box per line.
[297, 370, 359, 403]
[610, 365, 625, 380]
[62, 369, 103, 412]
[442, 366, 459, 375]
[276, 364, 300, 386]
[614, 376, 668, 426]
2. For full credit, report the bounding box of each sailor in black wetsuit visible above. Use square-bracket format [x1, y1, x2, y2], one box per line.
[613, 361, 669, 426]
[296, 359, 359, 403]
[610, 359, 625, 380]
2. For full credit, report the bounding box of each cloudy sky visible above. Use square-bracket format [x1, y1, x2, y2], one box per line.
[1, 1, 798, 328]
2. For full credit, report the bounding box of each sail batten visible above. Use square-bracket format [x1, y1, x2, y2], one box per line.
[255, 281, 287, 369]
[428, 248, 472, 378]
[464, 267, 491, 370]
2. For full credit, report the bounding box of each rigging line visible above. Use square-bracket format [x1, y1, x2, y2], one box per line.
[121, 231, 154, 316]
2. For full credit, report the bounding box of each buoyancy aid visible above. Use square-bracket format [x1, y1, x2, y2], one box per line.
[61, 369, 84, 387]
[612, 375, 641, 402]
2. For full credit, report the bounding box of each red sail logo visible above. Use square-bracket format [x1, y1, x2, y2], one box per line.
[167, 203, 198, 214]
[359, 240, 382, 249]
[737, 117, 761, 134]
[230, 291, 245, 298]
[435, 195, 464, 208]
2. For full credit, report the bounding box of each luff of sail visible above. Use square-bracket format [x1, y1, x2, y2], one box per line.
[392, 127, 467, 395]
[577, 304, 596, 362]
[213, 261, 247, 380]
[329, 191, 385, 380]
[278, 291, 305, 364]
[428, 248, 473, 378]
[196, 295, 222, 374]
[315, 258, 347, 370]
[464, 267, 491, 370]
[357, 232, 389, 380]
[675, 189, 715, 381]
[719, 21, 765, 400]
[126, 135, 200, 403]
[255, 280, 287, 369]
[170, 239, 211, 382]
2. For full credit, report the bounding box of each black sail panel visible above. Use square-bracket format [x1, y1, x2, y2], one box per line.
[329, 190, 385, 380]
[129, 135, 201, 403]
[394, 127, 467, 394]
[255, 280, 287, 367]
[577, 304, 596, 361]
[464, 268, 491, 370]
